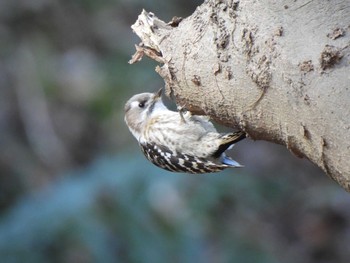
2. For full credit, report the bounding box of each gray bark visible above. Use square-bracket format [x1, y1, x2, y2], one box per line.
[130, 0, 350, 191]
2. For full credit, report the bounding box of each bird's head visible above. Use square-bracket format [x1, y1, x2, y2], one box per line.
[124, 88, 164, 139]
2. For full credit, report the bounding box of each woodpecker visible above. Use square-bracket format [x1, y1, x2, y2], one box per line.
[124, 89, 246, 174]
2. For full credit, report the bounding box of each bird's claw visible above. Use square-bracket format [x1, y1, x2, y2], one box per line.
[177, 105, 189, 123]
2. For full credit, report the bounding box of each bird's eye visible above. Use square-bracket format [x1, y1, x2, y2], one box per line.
[138, 102, 145, 108]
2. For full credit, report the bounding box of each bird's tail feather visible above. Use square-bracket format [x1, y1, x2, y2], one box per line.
[222, 156, 244, 167]
[212, 131, 246, 158]
[220, 131, 246, 144]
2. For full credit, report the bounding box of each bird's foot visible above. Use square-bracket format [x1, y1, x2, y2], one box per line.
[177, 105, 189, 123]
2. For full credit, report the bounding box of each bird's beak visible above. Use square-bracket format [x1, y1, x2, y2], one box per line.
[154, 88, 163, 100]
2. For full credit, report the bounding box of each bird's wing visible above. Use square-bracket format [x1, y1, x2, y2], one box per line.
[143, 112, 222, 157]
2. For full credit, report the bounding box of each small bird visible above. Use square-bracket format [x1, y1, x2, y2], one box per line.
[124, 89, 246, 174]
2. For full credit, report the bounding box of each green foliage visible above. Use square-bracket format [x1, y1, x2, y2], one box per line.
[0, 155, 278, 263]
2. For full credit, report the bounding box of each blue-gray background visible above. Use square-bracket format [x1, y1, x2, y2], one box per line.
[0, 1, 349, 262]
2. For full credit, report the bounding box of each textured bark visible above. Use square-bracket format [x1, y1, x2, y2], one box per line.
[130, 0, 350, 191]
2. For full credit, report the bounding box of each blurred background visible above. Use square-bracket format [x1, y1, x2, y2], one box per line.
[0, 0, 349, 262]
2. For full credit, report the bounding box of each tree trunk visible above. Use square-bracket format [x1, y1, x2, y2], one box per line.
[130, 0, 350, 191]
